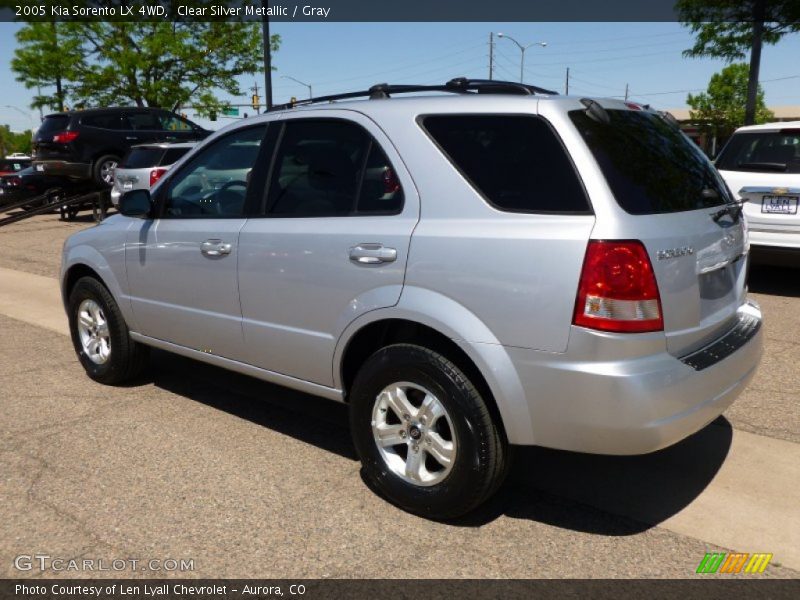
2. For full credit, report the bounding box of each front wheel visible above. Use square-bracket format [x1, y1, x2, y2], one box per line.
[68, 276, 149, 384]
[349, 344, 508, 519]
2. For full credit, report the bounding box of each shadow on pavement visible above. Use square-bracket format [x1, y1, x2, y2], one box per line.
[465, 417, 733, 534]
[147, 349, 733, 536]
[147, 349, 356, 461]
[748, 263, 800, 298]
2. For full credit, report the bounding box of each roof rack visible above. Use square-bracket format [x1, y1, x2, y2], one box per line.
[272, 77, 558, 111]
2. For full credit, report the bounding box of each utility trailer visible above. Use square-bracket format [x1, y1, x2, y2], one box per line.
[0, 185, 111, 228]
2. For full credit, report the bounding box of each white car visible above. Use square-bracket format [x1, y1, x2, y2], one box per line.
[716, 121, 800, 264]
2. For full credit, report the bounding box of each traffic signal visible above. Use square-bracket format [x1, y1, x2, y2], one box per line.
[209, 110, 217, 122]
[252, 94, 260, 110]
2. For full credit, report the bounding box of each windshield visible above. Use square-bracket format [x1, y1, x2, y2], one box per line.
[570, 109, 730, 214]
[716, 130, 800, 174]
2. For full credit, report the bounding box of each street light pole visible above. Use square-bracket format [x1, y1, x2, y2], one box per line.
[281, 75, 313, 100]
[496, 33, 547, 84]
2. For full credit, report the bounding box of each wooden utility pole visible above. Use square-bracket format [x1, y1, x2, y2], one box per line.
[624, 83, 629, 101]
[565, 67, 569, 95]
[261, 0, 273, 111]
[745, 0, 766, 125]
[488, 32, 494, 81]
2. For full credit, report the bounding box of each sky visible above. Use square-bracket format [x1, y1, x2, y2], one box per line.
[1, 21, 799, 132]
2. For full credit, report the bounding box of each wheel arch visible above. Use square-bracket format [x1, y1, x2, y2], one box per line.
[334, 289, 536, 445]
[61, 247, 136, 331]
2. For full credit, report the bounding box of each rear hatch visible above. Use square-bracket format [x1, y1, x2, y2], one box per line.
[114, 146, 166, 192]
[571, 105, 747, 356]
[114, 145, 192, 192]
[33, 114, 74, 160]
[716, 127, 800, 234]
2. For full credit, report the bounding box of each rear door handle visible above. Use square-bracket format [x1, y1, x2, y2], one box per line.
[126, 136, 138, 140]
[201, 239, 232, 257]
[349, 243, 397, 265]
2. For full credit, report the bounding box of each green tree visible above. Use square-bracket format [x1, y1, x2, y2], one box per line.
[687, 64, 774, 139]
[11, 22, 83, 112]
[12, 13, 280, 115]
[677, 0, 800, 125]
[0, 126, 33, 157]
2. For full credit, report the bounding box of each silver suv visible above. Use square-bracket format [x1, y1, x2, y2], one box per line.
[61, 79, 763, 519]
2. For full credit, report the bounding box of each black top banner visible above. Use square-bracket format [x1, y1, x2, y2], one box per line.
[0, 0, 767, 23]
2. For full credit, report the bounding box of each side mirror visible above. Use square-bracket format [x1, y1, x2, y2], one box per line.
[118, 189, 152, 218]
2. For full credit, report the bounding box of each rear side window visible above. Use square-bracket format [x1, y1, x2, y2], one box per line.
[161, 147, 191, 166]
[716, 130, 800, 174]
[125, 112, 162, 130]
[82, 114, 122, 129]
[120, 147, 164, 169]
[0, 160, 29, 172]
[570, 109, 729, 214]
[37, 115, 70, 136]
[420, 115, 590, 213]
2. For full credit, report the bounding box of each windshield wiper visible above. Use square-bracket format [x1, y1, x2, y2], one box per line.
[737, 161, 787, 172]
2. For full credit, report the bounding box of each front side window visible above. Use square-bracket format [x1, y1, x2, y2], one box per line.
[159, 113, 196, 132]
[421, 115, 590, 213]
[265, 119, 403, 217]
[162, 125, 266, 218]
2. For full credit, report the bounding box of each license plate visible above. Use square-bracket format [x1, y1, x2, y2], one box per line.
[762, 195, 798, 214]
[122, 181, 133, 191]
[35, 164, 44, 172]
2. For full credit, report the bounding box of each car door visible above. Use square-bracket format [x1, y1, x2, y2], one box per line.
[237, 113, 419, 386]
[125, 124, 269, 359]
[124, 110, 169, 146]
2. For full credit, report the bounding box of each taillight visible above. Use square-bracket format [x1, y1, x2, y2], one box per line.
[150, 167, 168, 186]
[53, 131, 79, 144]
[382, 167, 400, 194]
[573, 240, 663, 333]
[7, 176, 22, 187]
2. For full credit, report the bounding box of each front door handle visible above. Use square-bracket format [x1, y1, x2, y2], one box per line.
[201, 239, 232, 257]
[349, 243, 397, 265]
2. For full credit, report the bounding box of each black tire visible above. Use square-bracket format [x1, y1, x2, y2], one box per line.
[349, 343, 508, 519]
[44, 188, 64, 213]
[67, 276, 149, 385]
[92, 154, 120, 186]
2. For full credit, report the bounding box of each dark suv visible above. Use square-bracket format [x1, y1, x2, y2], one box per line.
[32, 107, 210, 186]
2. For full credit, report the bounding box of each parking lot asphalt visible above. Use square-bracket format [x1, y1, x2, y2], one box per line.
[1, 214, 799, 579]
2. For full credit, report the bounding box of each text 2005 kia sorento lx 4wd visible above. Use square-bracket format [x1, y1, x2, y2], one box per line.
[61, 79, 763, 518]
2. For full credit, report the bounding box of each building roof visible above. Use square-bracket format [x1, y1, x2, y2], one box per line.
[668, 105, 800, 122]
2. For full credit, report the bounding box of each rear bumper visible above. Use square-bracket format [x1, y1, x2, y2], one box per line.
[748, 229, 800, 266]
[32, 160, 91, 180]
[504, 300, 763, 455]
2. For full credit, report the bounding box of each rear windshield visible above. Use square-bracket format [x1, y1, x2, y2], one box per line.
[37, 115, 70, 136]
[0, 159, 30, 172]
[570, 109, 729, 214]
[161, 147, 191, 166]
[420, 115, 590, 213]
[716, 130, 800, 174]
[120, 147, 164, 169]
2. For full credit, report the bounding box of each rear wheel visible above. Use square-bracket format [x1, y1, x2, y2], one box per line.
[93, 155, 119, 186]
[349, 344, 508, 519]
[68, 276, 149, 384]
